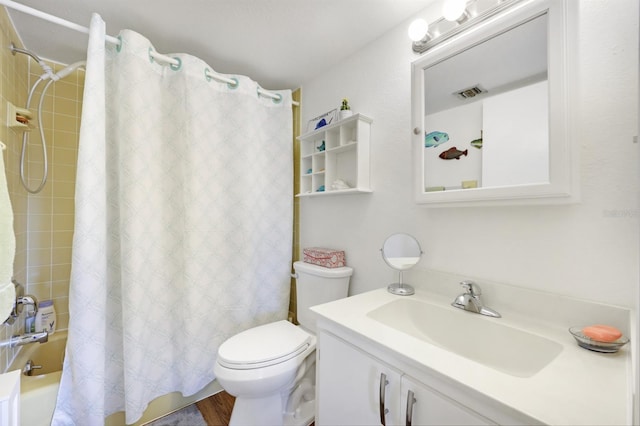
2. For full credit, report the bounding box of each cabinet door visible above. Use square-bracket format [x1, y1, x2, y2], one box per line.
[400, 376, 495, 426]
[317, 331, 402, 425]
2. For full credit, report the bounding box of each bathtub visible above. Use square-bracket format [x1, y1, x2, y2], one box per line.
[8, 330, 223, 426]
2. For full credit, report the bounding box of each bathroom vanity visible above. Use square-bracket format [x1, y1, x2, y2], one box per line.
[311, 271, 634, 425]
[316, 327, 522, 425]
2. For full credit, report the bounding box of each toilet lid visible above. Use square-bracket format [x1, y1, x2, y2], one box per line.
[217, 320, 313, 370]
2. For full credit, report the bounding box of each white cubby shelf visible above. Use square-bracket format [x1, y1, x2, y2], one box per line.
[297, 113, 372, 197]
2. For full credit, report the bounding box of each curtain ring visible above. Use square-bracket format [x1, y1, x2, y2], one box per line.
[116, 35, 122, 53]
[204, 68, 212, 82]
[227, 77, 239, 90]
[170, 57, 182, 71]
[148, 47, 154, 63]
[272, 93, 283, 104]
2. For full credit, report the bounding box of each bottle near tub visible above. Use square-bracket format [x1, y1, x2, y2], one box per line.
[35, 300, 56, 335]
[25, 304, 36, 333]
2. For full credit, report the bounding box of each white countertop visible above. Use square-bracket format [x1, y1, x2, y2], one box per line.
[311, 286, 634, 425]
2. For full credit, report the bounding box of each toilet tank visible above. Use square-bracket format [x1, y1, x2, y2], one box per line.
[293, 261, 353, 333]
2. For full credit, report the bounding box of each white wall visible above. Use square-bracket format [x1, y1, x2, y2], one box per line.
[425, 102, 482, 189]
[483, 80, 549, 187]
[298, 0, 638, 310]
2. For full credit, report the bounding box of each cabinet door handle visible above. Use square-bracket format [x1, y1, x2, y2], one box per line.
[379, 372, 389, 426]
[406, 389, 417, 426]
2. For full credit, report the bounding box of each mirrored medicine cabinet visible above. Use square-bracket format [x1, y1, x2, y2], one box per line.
[411, 0, 578, 207]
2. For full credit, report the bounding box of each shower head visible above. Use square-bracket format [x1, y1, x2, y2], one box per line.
[9, 42, 42, 62]
[9, 41, 56, 80]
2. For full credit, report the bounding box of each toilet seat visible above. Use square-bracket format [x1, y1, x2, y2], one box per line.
[217, 320, 313, 370]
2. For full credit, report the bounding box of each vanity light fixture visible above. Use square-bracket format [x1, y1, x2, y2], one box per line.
[442, 0, 470, 23]
[408, 18, 431, 42]
[410, 0, 524, 54]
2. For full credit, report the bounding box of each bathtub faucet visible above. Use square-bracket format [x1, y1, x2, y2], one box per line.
[0, 331, 48, 348]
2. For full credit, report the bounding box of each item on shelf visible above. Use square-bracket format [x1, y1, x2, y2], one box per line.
[331, 179, 350, 190]
[317, 185, 325, 192]
[303, 247, 346, 268]
[339, 98, 352, 119]
[308, 109, 338, 132]
[315, 118, 329, 129]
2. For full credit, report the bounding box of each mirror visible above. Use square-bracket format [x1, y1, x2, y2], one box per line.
[381, 233, 422, 296]
[412, 0, 578, 207]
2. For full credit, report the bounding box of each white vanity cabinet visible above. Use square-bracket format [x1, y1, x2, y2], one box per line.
[316, 329, 401, 425]
[399, 375, 493, 426]
[297, 114, 372, 196]
[313, 286, 633, 425]
[317, 330, 495, 426]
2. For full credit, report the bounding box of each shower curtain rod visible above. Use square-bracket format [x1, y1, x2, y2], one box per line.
[0, 0, 298, 106]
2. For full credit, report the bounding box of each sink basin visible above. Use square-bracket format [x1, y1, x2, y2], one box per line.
[367, 298, 563, 378]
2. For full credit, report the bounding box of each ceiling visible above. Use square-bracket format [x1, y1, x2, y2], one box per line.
[5, 0, 437, 90]
[424, 12, 547, 115]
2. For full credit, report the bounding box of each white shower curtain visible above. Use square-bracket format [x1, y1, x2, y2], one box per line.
[53, 14, 293, 425]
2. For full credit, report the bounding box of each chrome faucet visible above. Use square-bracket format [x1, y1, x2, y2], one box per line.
[451, 280, 501, 318]
[0, 331, 48, 349]
[4, 280, 38, 326]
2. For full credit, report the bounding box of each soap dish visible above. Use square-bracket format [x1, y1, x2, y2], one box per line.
[569, 327, 629, 353]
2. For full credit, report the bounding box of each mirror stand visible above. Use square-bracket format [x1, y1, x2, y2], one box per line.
[381, 233, 422, 297]
[387, 270, 415, 296]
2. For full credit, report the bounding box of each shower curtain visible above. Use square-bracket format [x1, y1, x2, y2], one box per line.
[53, 14, 293, 425]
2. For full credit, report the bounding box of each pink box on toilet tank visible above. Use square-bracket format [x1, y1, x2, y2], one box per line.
[303, 247, 346, 268]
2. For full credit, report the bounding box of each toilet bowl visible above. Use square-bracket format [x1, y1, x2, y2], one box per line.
[214, 261, 353, 426]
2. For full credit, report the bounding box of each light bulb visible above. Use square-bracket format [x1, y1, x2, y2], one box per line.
[442, 0, 468, 22]
[408, 19, 429, 42]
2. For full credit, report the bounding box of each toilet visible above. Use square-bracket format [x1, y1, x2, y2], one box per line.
[214, 261, 353, 426]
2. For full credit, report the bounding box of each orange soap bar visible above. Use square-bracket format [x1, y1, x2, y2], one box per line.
[582, 325, 622, 342]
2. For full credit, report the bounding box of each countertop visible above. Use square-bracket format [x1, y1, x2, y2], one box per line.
[311, 285, 634, 425]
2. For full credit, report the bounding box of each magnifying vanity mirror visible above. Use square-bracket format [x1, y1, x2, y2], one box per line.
[411, 0, 578, 207]
[381, 233, 423, 296]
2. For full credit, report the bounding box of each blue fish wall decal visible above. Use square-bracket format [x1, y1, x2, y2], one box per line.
[425, 131, 449, 148]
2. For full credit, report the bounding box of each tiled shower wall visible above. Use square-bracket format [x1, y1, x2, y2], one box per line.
[0, 6, 30, 370]
[0, 6, 83, 370]
[24, 58, 84, 335]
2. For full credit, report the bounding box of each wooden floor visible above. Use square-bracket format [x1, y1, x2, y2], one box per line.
[194, 391, 314, 426]
[195, 391, 236, 425]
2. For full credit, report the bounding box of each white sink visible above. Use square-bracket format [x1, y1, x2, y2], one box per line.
[367, 298, 563, 378]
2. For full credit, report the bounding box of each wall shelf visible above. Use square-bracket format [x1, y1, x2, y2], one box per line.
[297, 113, 372, 197]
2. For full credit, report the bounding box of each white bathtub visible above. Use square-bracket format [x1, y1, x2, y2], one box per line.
[8, 330, 222, 426]
[8, 330, 66, 426]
